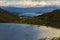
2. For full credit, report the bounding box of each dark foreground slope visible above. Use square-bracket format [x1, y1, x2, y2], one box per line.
[36, 10, 60, 28]
[0, 8, 20, 23]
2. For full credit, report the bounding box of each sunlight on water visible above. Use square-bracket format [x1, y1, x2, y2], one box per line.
[37, 26, 60, 39]
[0, 24, 60, 40]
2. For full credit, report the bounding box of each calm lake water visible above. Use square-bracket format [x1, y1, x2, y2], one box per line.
[0, 24, 60, 40]
[19, 13, 41, 16]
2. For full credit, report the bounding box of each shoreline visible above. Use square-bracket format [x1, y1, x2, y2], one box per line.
[0, 23, 60, 29]
[0, 23, 39, 25]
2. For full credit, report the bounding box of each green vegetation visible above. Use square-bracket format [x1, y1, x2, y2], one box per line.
[35, 10, 60, 28]
[0, 8, 21, 23]
[0, 8, 60, 28]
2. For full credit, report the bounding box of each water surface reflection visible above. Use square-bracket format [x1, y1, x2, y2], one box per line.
[0, 24, 60, 40]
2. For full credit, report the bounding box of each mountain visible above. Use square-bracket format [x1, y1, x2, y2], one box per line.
[0, 8, 20, 23]
[0, 7, 60, 28]
[0, 6, 60, 17]
[36, 9, 60, 28]
[0, 6, 60, 13]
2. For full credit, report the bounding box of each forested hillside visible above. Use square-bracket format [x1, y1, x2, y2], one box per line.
[36, 10, 60, 28]
[0, 8, 20, 23]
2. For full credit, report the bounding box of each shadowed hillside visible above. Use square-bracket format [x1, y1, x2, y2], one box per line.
[36, 10, 60, 28]
[0, 8, 20, 23]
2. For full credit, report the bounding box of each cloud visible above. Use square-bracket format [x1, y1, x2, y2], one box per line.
[0, 0, 60, 7]
[0, 1, 9, 6]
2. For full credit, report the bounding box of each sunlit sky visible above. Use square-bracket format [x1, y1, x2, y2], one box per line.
[0, 0, 60, 7]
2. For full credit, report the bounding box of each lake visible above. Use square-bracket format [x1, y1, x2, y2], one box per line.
[19, 13, 41, 17]
[0, 24, 60, 40]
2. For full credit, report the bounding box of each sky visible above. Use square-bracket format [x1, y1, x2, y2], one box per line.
[0, 0, 60, 7]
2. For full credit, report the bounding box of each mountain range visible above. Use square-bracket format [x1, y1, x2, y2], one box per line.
[0, 6, 60, 13]
[0, 7, 60, 28]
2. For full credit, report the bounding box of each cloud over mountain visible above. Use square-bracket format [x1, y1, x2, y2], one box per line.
[0, 0, 60, 7]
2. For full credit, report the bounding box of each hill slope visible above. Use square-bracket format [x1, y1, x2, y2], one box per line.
[36, 10, 60, 28]
[0, 8, 20, 23]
